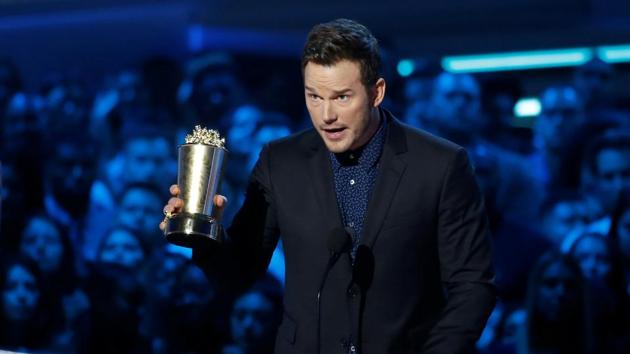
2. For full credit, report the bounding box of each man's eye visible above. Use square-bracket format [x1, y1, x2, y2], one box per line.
[337, 95, 349, 101]
[309, 94, 320, 101]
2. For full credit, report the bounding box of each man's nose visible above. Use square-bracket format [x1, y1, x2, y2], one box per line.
[322, 101, 337, 124]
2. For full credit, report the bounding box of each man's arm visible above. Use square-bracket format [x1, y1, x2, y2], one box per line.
[422, 148, 496, 354]
[192, 145, 280, 294]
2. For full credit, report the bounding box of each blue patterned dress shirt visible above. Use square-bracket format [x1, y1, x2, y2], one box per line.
[329, 117, 387, 259]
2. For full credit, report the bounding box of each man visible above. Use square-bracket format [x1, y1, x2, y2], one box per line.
[534, 85, 586, 156]
[425, 71, 485, 147]
[44, 134, 99, 263]
[161, 19, 495, 354]
[581, 130, 630, 214]
[117, 182, 165, 251]
[496, 85, 587, 220]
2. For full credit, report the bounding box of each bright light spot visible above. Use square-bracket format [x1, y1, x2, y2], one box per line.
[397, 59, 415, 77]
[442, 48, 593, 73]
[514, 97, 541, 117]
[596, 44, 630, 64]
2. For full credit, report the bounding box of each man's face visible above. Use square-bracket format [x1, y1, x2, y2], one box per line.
[148, 251, 186, 299]
[571, 236, 611, 282]
[99, 229, 145, 268]
[124, 137, 174, 188]
[2, 265, 40, 322]
[45, 83, 89, 128]
[48, 142, 97, 213]
[536, 87, 584, 151]
[430, 73, 482, 134]
[304, 60, 381, 153]
[175, 265, 215, 307]
[230, 292, 275, 348]
[194, 72, 241, 121]
[20, 217, 64, 274]
[593, 148, 630, 211]
[118, 188, 162, 243]
[536, 261, 579, 322]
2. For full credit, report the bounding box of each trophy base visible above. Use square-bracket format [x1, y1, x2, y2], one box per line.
[164, 212, 223, 248]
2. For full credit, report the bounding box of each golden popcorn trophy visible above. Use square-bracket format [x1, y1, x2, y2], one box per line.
[164, 126, 227, 247]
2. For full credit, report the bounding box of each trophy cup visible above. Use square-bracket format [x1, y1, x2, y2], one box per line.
[164, 126, 227, 248]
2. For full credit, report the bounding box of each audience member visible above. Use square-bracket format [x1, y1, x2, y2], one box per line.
[0, 256, 55, 351]
[116, 182, 165, 253]
[44, 133, 99, 268]
[569, 232, 630, 353]
[424, 71, 485, 147]
[223, 276, 283, 354]
[164, 261, 226, 353]
[87, 226, 149, 353]
[581, 130, 630, 214]
[524, 251, 592, 354]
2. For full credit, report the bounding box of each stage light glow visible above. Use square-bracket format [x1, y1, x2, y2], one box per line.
[442, 48, 593, 73]
[397, 59, 415, 77]
[596, 44, 630, 64]
[514, 97, 541, 118]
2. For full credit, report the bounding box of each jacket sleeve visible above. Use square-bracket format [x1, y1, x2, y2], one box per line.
[421, 148, 496, 354]
[192, 144, 280, 294]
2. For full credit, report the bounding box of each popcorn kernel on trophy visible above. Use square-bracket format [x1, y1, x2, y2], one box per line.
[164, 126, 227, 247]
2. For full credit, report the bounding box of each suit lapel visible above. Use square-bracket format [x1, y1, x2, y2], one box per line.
[361, 112, 408, 248]
[306, 135, 344, 232]
[304, 132, 354, 279]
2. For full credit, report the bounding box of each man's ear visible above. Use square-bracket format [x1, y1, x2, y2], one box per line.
[371, 78, 386, 107]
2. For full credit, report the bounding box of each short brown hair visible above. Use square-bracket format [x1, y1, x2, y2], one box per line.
[301, 18, 381, 87]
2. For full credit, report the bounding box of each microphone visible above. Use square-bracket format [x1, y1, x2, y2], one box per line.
[347, 245, 375, 353]
[317, 227, 352, 354]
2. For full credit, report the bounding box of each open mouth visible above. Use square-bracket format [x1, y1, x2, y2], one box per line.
[323, 127, 346, 140]
[324, 127, 345, 133]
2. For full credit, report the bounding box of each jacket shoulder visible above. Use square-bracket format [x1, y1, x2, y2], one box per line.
[396, 120, 464, 159]
[265, 128, 320, 158]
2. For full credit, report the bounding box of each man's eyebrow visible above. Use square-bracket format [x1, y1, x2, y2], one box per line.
[304, 86, 353, 95]
[332, 89, 353, 95]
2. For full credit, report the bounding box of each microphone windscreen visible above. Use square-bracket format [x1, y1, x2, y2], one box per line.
[327, 227, 351, 254]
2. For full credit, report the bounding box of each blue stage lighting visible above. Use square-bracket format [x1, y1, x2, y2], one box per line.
[442, 48, 593, 73]
[397, 59, 415, 77]
[514, 97, 541, 118]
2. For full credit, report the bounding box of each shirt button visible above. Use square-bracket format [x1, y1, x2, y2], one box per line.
[349, 179, 355, 185]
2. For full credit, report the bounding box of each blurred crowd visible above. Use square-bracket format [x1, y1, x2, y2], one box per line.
[0, 49, 629, 354]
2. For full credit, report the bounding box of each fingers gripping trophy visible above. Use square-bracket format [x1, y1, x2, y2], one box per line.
[163, 126, 227, 247]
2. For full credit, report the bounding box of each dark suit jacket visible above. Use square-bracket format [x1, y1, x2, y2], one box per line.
[193, 109, 496, 354]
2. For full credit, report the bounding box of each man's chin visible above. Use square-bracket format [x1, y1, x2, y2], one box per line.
[322, 140, 350, 154]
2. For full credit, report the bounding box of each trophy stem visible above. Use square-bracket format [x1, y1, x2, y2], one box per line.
[164, 212, 223, 247]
